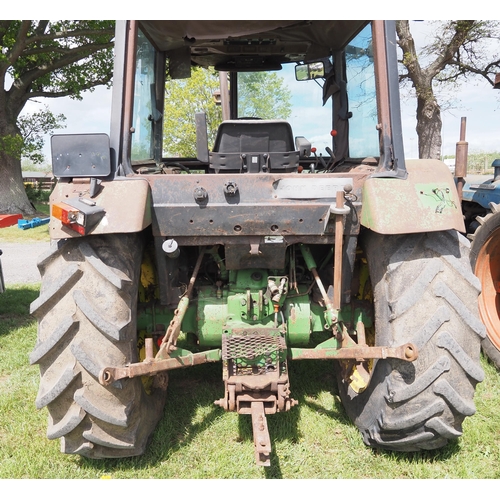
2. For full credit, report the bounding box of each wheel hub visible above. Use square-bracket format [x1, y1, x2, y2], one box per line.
[475, 227, 500, 351]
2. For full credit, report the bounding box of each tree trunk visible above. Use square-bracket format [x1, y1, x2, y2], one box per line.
[416, 91, 442, 160]
[0, 118, 36, 216]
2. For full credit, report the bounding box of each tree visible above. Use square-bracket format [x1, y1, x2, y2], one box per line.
[163, 67, 292, 157]
[237, 72, 292, 119]
[18, 106, 67, 165]
[0, 21, 114, 215]
[396, 20, 500, 159]
[163, 67, 222, 157]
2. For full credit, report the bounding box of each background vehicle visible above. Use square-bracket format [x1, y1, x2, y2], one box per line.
[30, 20, 484, 465]
[463, 180, 500, 367]
[460, 74, 500, 371]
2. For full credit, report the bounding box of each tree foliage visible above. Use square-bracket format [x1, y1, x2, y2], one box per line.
[396, 20, 500, 159]
[237, 72, 292, 119]
[1, 21, 115, 106]
[18, 106, 66, 164]
[163, 67, 292, 157]
[0, 20, 115, 215]
[423, 21, 500, 86]
[163, 67, 222, 157]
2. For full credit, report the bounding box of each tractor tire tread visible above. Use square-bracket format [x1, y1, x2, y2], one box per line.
[337, 230, 483, 452]
[31, 233, 167, 458]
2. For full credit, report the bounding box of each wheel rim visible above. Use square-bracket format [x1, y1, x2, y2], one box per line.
[475, 227, 500, 350]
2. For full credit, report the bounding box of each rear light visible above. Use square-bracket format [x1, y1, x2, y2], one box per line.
[52, 203, 86, 234]
[52, 199, 105, 235]
[52, 202, 79, 225]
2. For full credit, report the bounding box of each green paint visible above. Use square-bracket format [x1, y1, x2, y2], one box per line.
[197, 287, 229, 346]
[299, 243, 317, 271]
[170, 347, 221, 363]
[284, 291, 311, 345]
[136, 267, 374, 363]
[415, 183, 458, 213]
[360, 161, 464, 234]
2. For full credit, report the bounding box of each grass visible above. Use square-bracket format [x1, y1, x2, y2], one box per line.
[0, 203, 50, 243]
[1, 284, 500, 481]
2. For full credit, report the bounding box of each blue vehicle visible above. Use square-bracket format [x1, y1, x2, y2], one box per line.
[463, 160, 500, 369]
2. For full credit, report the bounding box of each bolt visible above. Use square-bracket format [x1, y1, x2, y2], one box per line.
[405, 345, 415, 360]
[194, 187, 208, 201]
[224, 181, 239, 196]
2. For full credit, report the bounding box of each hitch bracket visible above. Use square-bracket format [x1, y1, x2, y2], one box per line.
[251, 401, 272, 466]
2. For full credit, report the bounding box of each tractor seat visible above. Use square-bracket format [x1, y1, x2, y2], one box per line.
[209, 120, 299, 173]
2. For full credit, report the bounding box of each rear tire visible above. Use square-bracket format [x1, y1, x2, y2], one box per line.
[30, 233, 167, 458]
[469, 204, 500, 369]
[337, 230, 484, 451]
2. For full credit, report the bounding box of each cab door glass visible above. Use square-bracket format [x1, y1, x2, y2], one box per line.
[131, 29, 155, 161]
[345, 24, 379, 158]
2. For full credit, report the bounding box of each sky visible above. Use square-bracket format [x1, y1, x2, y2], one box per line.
[16, 16, 500, 166]
[399, 20, 500, 158]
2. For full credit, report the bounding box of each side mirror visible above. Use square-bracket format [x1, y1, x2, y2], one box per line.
[295, 61, 325, 81]
[345, 42, 373, 61]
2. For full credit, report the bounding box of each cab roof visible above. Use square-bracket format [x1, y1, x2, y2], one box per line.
[139, 20, 368, 70]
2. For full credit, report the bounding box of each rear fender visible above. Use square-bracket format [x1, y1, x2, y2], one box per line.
[49, 178, 151, 239]
[361, 159, 465, 234]
[462, 176, 500, 210]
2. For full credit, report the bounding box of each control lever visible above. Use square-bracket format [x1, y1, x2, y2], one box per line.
[324, 146, 335, 171]
[318, 154, 328, 170]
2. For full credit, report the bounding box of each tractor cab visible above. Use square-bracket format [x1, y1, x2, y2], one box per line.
[115, 20, 407, 179]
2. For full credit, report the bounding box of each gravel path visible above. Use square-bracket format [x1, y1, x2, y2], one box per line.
[1, 242, 51, 285]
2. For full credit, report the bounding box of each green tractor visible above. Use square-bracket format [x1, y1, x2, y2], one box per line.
[30, 20, 485, 466]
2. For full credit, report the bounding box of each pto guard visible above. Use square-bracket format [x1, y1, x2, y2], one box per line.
[49, 178, 152, 238]
[361, 159, 465, 234]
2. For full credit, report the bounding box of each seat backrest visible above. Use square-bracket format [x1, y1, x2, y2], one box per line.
[210, 119, 298, 173]
[213, 120, 294, 154]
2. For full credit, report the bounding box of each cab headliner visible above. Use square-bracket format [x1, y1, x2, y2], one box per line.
[139, 20, 368, 69]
